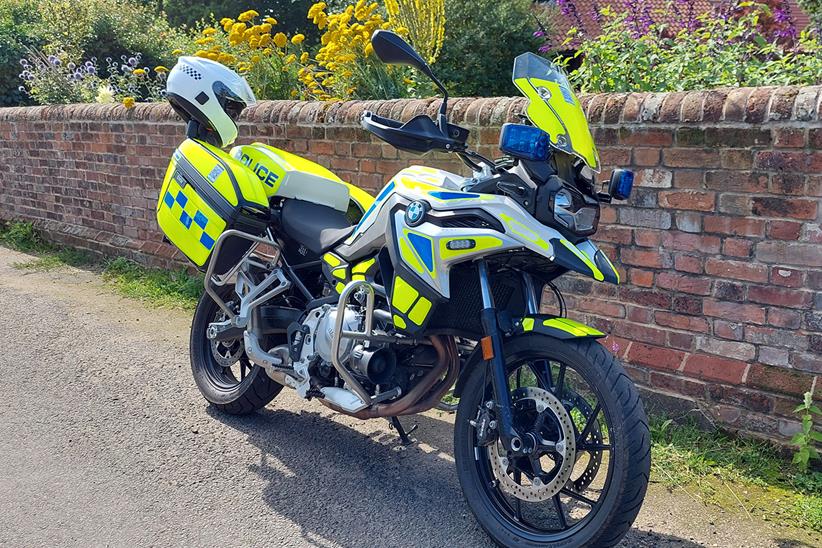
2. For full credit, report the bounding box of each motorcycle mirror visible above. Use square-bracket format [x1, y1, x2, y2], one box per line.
[370, 30, 450, 132]
[371, 30, 431, 77]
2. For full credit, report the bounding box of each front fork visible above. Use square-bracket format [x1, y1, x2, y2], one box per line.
[477, 261, 539, 455]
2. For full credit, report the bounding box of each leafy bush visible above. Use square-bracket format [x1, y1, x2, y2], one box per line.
[18, 49, 103, 104]
[175, 9, 308, 100]
[797, 0, 822, 31]
[384, 0, 445, 64]
[559, 2, 822, 93]
[299, 1, 412, 100]
[434, 0, 542, 97]
[0, 0, 43, 106]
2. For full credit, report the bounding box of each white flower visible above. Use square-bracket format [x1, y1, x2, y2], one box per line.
[95, 85, 115, 104]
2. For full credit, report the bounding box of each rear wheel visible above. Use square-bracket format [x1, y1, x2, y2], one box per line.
[190, 289, 283, 414]
[454, 336, 649, 547]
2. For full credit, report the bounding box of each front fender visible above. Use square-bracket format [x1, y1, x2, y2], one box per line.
[452, 316, 604, 398]
[513, 314, 605, 338]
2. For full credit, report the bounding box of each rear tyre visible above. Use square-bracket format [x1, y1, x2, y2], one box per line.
[454, 335, 650, 547]
[190, 289, 283, 415]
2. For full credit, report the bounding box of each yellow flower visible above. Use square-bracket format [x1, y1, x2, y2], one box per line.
[364, 43, 373, 56]
[217, 53, 235, 64]
[263, 47, 272, 55]
[231, 22, 247, 34]
[251, 54, 261, 63]
[132, 68, 146, 76]
[260, 23, 272, 33]
[122, 97, 135, 109]
[154, 66, 168, 73]
[285, 53, 297, 64]
[300, 51, 309, 63]
[207, 52, 219, 61]
[265, 16, 278, 25]
[195, 49, 209, 58]
[291, 33, 305, 45]
[290, 89, 298, 97]
[171, 49, 183, 55]
[403, 77, 414, 85]
[202, 27, 217, 36]
[220, 18, 234, 26]
[259, 34, 271, 47]
[238, 10, 259, 22]
[273, 32, 287, 47]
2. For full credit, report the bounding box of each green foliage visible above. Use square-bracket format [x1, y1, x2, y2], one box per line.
[435, 0, 542, 97]
[651, 415, 822, 531]
[0, 0, 43, 106]
[102, 257, 203, 308]
[792, 391, 822, 471]
[0, 221, 47, 252]
[797, 0, 822, 31]
[560, 3, 822, 93]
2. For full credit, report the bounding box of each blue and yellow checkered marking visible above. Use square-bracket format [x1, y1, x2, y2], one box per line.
[157, 175, 227, 266]
[161, 188, 216, 251]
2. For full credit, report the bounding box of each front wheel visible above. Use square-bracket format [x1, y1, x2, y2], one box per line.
[454, 336, 650, 547]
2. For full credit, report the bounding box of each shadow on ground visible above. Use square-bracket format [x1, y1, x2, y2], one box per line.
[209, 406, 701, 547]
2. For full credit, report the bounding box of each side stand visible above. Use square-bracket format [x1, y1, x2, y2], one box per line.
[389, 416, 418, 446]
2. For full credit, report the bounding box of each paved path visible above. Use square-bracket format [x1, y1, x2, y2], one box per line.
[0, 246, 818, 547]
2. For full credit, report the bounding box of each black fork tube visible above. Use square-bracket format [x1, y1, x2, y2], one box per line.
[477, 260, 523, 453]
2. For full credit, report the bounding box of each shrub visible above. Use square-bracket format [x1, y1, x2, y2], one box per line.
[299, 1, 412, 100]
[384, 0, 445, 64]
[18, 49, 103, 104]
[797, 0, 822, 31]
[559, 2, 822, 93]
[177, 9, 307, 100]
[0, 0, 43, 106]
[435, 0, 542, 97]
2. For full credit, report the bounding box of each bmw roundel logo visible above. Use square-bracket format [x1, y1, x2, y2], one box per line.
[405, 201, 426, 227]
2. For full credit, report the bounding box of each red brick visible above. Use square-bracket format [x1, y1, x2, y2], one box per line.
[705, 217, 763, 238]
[704, 258, 768, 283]
[770, 266, 804, 288]
[755, 241, 822, 267]
[746, 364, 817, 397]
[629, 268, 655, 288]
[621, 248, 664, 269]
[658, 191, 716, 212]
[773, 128, 805, 148]
[668, 331, 696, 350]
[673, 295, 702, 315]
[633, 147, 660, 166]
[673, 170, 703, 188]
[627, 342, 685, 371]
[756, 151, 822, 173]
[696, 336, 756, 361]
[661, 232, 721, 253]
[674, 254, 703, 273]
[748, 286, 812, 308]
[722, 238, 752, 258]
[656, 272, 712, 295]
[683, 354, 748, 384]
[634, 230, 661, 247]
[703, 299, 766, 324]
[767, 308, 802, 329]
[649, 371, 706, 398]
[766, 220, 802, 240]
[663, 148, 720, 168]
[752, 197, 818, 220]
[705, 171, 767, 192]
[655, 311, 710, 333]
[627, 305, 653, 323]
[598, 226, 632, 245]
[713, 320, 744, 340]
[771, 174, 807, 195]
[620, 288, 672, 309]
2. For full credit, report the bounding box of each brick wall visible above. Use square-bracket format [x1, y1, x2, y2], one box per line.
[0, 86, 820, 443]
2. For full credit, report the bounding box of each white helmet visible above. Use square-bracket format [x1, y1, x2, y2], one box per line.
[166, 56, 256, 148]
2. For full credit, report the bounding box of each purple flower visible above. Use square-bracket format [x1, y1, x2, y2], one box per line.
[534, 29, 545, 37]
[86, 65, 96, 74]
[127, 57, 138, 67]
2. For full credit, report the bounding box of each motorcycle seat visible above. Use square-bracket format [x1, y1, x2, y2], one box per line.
[280, 199, 354, 255]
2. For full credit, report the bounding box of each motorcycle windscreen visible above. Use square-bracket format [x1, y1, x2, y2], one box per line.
[512, 53, 600, 172]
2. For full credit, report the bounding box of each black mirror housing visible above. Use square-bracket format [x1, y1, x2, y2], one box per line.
[370, 30, 432, 77]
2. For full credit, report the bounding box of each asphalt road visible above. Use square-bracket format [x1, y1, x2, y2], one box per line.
[0, 246, 818, 548]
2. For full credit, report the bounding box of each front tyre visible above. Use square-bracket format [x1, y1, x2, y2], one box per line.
[190, 289, 282, 415]
[454, 336, 650, 547]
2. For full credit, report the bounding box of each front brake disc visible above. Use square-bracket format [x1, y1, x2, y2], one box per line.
[488, 386, 576, 502]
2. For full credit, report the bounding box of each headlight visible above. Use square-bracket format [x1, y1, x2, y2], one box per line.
[552, 186, 599, 235]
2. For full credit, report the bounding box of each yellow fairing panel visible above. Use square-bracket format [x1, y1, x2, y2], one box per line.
[512, 53, 599, 171]
[157, 159, 227, 267]
[178, 139, 269, 209]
